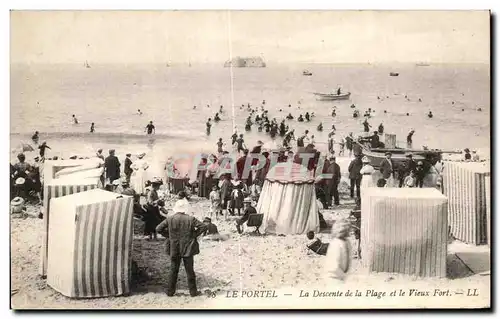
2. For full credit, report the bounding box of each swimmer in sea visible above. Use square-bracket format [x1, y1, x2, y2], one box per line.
[32, 131, 39, 144]
[90, 122, 95, 133]
[384, 110, 387, 113]
[406, 113, 410, 116]
[193, 105, 197, 109]
[137, 109, 143, 115]
[72, 114, 79, 124]
[145, 121, 155, 135]
[206, 119, 212, 135]
[317, 123, 323, 131]
[427, 111, 433, 118]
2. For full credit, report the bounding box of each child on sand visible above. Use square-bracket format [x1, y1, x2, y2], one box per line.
[324, 219, 352, 282]
[209, 185, 222, 219]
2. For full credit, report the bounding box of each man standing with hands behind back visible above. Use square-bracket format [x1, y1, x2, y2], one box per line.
[156, 200, 207, 297]
[104, 149, 121, 186]
[380, 152, 395, 187]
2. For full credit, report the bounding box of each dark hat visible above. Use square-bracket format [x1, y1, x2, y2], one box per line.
[126, 153, 131, 157]
[203, 217, 212, 223]
[405, 154, 413, 158]
[385, 152, 392, 156]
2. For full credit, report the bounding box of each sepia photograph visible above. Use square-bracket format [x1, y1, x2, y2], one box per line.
[9, 9, 491, 309]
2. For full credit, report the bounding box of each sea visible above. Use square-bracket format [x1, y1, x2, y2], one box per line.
[10, 63, 490, 177]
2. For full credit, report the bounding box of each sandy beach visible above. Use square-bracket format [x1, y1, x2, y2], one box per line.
[11, 190, 490, 309]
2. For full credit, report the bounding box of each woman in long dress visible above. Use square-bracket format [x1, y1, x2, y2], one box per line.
[131, 153, 149, 195]
[144, 178, 163, 240]
[360, 156, 375, 195]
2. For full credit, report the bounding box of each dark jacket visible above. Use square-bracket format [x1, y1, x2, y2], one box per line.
[380, 158, 394, 179]
[124, 157, 133, 175]
[104, 155, 121, 180]
[330, 162, 341, 183]
[348, 158, 363, 180]
[156, 213, 207, 257]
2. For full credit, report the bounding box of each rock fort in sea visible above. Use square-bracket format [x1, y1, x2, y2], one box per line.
[224, 56, 266, 67]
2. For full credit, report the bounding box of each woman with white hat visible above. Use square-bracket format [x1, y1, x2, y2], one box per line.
[131, 153, 149, 195]
[359, 156, 375, 195]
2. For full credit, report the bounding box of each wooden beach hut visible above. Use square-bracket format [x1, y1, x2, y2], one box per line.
[47, 189, 134, 298]
[442, 161, 490, 245]
[256, 162, 320, 235]
[361, 187, 448, 278]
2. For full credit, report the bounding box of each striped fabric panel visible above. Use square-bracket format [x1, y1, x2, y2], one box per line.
[443, 162, 489, 245]
[361, 194, 447, 278]
[40, 183, 98, 276]
[71, 197, 133, 298]
[485, 175, 491, 247]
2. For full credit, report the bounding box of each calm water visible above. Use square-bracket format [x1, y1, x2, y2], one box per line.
[10, 63, 490, 175]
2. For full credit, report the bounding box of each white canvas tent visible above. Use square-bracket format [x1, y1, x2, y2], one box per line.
[256, 162, 319, 235]
[47, 189, 134, 298]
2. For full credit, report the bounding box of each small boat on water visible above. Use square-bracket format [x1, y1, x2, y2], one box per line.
[416, 62, 430, 67]
[313, 92, 351, 101]
[356, 141, 460, 170]
[303, 70, 313, 76]
[84, 61, 91, 69]
[389, 72, 399, 76]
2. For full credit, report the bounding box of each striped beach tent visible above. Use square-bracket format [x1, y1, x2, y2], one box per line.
[47, 189, 134, 298]
[43, 158, 103, 184]
[442, 161, 490, 245]
[361, 187, 448, 278]
[40, 176, 100, 277]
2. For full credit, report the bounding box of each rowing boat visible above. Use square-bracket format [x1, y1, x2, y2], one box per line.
[313, 92, 351, 101]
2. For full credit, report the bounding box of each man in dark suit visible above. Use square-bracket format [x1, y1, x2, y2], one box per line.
[379, 152, 394, 186]
[104, 149, 121, 185]
[328, 156, 341, 206]
[156, 200, 207, 297]
[348, 156, 363, 198]
[124, 153, 133, 183]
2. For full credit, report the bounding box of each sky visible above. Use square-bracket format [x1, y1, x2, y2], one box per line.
[10, 10, 490, 64]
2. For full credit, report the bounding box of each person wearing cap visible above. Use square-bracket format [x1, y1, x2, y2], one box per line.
[131, 153, 149, 195]
[379, 152, 395, 187]
[360, 156, 375, 195]
[415, 161, 426, 188]
[124, 153, 133, 184]
[324, 218, 352, 282]
[323, 156, 341, 207]
[104, 149, 121, 185]
[235, 197, 257, 234]
[348, 156, 363, 198]
[155, 199, 207, 297]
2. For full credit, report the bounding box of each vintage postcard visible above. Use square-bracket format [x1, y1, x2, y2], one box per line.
[10, 10, 490, 309]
